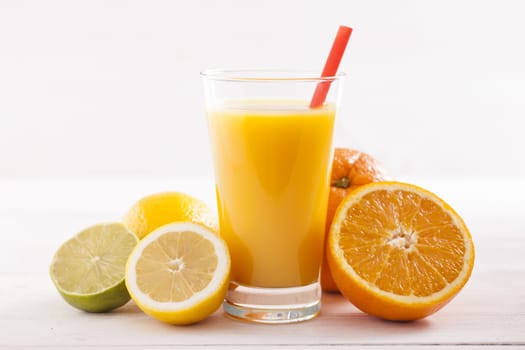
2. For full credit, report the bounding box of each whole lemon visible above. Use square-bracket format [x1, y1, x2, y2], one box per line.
[123, 192, 218, 239]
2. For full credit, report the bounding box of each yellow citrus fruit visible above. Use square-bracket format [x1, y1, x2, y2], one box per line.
[50, 222, 138, 312]
[122, 192, 218, 239]
[125, 222, 230, 325]
[327, 181, 475, 321]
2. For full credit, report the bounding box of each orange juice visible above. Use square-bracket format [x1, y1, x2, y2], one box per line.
[208, 100, 335, 288]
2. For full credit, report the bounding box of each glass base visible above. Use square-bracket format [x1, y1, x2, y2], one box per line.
[223, 281, 321, 324]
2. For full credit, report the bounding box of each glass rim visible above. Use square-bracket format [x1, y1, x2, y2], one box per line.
[200, 69, 346, 82]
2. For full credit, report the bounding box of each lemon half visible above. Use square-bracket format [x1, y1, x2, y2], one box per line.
[125, 222, 230, 325]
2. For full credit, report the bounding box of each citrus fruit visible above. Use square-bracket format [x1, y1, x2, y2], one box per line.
[125, 222, 230, 325]
[122, 192, 218, 240]
[50, 222, 138, 312]
[327, 181, 475, 321]
[321, 148, 386, 292]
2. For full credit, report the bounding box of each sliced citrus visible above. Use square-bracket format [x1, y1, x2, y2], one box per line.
[327, 181, 475, 320]
[125, 222, 230, 325]
[123, 192, 218, 240]
[50, 222, 138, 312]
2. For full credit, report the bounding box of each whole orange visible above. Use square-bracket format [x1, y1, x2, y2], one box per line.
[321, 148, 386, 292]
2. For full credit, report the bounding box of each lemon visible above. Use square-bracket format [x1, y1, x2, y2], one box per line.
[50, 222, 138, 312]
[125, 222, 230, 325]
[123, 192, 218, 240]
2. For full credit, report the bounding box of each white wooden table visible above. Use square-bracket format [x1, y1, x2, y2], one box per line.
[1, 177, 524, 349]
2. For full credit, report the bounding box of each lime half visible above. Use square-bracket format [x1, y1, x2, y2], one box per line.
[50, 222, 138, 312]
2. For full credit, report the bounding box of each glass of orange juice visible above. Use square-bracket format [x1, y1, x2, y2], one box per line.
[201, 69, 344, 323]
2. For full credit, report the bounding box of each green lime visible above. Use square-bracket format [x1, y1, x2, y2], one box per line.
[50, 222, 138, 312]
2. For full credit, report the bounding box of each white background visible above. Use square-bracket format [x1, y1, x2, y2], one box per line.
[1, 0, 524, 180]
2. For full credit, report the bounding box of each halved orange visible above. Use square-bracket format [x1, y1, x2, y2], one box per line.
[327, 181, 475, 320]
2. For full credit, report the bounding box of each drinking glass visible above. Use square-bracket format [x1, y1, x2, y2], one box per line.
[202, 69, 344, 323]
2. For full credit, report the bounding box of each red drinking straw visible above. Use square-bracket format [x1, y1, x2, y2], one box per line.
[309, 25, 353, 108]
